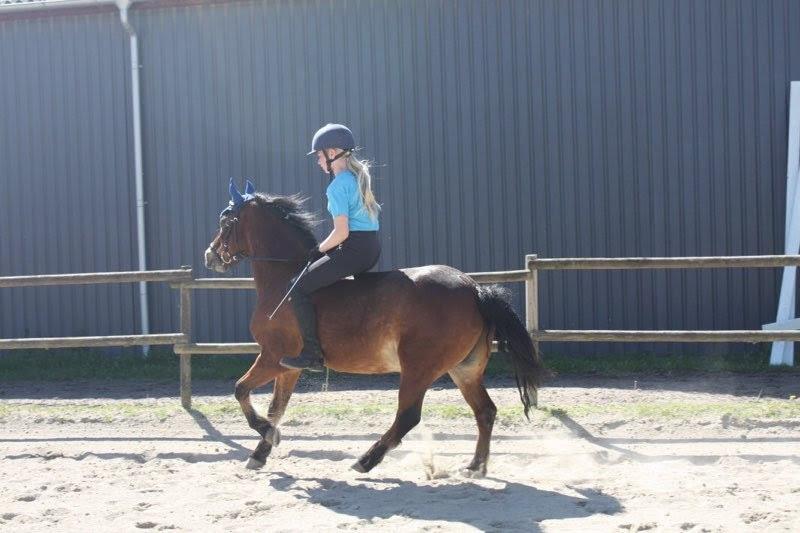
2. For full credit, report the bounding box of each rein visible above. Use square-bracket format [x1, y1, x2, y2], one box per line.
[247, 255, 297, 263]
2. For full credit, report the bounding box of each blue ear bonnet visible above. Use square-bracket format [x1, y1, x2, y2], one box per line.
[221, 178, 257, 218]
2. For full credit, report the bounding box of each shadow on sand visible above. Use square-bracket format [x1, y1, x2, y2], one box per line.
[266, 472, 621, 531]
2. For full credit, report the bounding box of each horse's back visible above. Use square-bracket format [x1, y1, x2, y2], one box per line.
[342, 264, 480, 309]
[316, 264, 485, 374]
[354, 264, 476, 289]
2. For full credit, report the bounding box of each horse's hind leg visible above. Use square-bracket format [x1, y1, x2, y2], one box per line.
[449, 374, 496, 477]
[352, 375, 431, 473]
[248, 370, 301, 468]
[449, 328, 496, 477]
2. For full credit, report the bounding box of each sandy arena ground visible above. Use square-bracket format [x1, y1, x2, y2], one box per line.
[1, 374, 799, 532]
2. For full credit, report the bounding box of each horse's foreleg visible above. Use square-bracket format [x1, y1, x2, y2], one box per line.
[352, 377, 430, 473]
[249, 370, 301, 465]
[234, 359, 284, 467]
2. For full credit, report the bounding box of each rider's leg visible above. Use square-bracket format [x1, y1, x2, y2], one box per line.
[279, 284, 325, 371]
[279, 233, 381, 371]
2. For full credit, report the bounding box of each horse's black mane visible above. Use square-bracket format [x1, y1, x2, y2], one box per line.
[251, 193, 319, 247]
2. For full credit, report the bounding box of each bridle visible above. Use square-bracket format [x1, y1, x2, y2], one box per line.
[215, 211, 300, 266]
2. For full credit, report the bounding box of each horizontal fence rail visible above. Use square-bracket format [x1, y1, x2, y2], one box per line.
[174, 342, 261, 354]
[531, 255, 800, 270]
[0, 334, 186, 350]
[173, 278, 255, 290]
[0, 268, 192, 288]
[535, 330, 800, 342]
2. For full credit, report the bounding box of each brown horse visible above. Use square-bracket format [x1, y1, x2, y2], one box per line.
[204, 189, 545, 476]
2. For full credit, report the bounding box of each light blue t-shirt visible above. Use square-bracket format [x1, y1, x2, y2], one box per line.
[326, 170, 380, 231]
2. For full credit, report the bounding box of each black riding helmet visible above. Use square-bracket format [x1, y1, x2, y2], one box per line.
[308, 123, 356, 181]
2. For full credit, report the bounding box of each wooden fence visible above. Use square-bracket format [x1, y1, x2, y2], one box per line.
[3, 255, 800, 409]
[0, 269, 192, 351]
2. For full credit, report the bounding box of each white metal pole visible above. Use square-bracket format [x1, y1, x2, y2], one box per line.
[770, 81, 800, 366]
[117, 0, 150, 356]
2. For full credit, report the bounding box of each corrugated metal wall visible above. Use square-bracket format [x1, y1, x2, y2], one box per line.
[2, 0, 800, 355]
[0, 10, 140, 338]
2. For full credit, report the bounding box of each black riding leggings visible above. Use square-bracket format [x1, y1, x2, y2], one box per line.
[296, 231, 381, 294]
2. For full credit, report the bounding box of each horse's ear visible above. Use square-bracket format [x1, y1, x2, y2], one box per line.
[244, 179, 256, 195]
[229, 177, 244, 207]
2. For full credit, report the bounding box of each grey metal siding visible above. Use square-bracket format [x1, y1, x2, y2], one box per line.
[1, 0, 799, 355]
[0, 12, 139, 339]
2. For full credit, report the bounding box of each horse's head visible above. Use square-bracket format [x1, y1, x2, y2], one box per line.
[204, 179, 319, 273]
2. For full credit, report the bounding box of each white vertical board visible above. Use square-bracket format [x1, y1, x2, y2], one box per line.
[769, 81, 800, 366]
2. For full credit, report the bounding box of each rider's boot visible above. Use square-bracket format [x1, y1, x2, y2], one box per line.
[279, 289, 326, 372]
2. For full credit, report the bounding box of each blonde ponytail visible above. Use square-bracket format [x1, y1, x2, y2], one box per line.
[346, 155, 381, 220]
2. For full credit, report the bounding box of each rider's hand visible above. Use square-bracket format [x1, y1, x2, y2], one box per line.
[307, 245, 325, 263]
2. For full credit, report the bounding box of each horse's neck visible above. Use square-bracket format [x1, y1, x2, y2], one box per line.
[247, 221, 307, 301]
[252, 261, 297, 303]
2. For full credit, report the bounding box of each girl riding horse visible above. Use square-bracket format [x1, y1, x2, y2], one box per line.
[280, 123, 381, 372]
[204, 126, 545, 476]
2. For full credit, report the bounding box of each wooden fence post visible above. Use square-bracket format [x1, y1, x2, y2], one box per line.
[525, 254, 540, 407]
[525, 254, 539, 337]
[179, 285, 192, 409]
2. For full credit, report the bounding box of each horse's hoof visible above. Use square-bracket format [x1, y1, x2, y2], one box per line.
[460, 466, 486, 479]
[245, 457, 266, 470]
[351, 460, 367, 473]
[263, 426, 281, 447]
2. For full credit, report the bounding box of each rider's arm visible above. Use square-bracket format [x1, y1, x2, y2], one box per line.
[318, 215, 349, 253]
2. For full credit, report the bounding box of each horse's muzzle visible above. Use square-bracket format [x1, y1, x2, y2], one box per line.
[204, 246, 228, 273]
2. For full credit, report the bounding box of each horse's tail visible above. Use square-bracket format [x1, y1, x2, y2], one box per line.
[475, 284, 547, 419]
